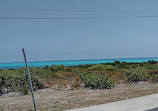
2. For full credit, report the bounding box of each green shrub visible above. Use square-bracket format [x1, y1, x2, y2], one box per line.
[45, 65, 49, 69]
[115, 61, 129, 69]
[32, 76, 44, 90]
[125, 67, 149, 82]
[50, 65, 66, 72]
[80, 73, 115, 89]
[148, 60, 157, 64]
[149, 64, 158, 71]
[87, 64, 118, 71]
[0, 67, 50, 95]
[151, 74, 158, 83]
[21, 87, 29, 95]
[70, 64, 92, 69]
[113, 61, 121, 65]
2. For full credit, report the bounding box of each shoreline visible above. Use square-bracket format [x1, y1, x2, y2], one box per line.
[0, 57, 158, 69]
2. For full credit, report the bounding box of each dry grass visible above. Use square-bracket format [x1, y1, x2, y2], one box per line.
[1, 83, 158, 111]
[90, 69, 127, 84]
[106, 69, 127, 84]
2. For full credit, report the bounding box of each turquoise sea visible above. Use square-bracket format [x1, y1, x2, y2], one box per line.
[0, 57, 158, 69]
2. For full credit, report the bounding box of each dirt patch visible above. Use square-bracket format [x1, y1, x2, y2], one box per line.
[0, 83, 158, 111]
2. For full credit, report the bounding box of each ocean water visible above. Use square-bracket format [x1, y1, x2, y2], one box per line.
[0, 57, 158, 69]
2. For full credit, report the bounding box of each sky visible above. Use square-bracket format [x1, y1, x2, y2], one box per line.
[1, 0, 158, 63]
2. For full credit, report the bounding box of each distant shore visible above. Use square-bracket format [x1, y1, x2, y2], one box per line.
[1, 57, 158, 69]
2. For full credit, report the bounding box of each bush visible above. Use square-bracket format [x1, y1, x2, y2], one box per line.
[150, 64, 158, 71]
[50, 65, 66, 72]
[115, 61, 129, 69]
[0, 70, 28, 93]
[70, 64, 92, 69]
[0, 67, 49, 95]
[113, 61, 121, 65]
[80, 73, 115, 89]
[32, 76, 44, 90]
[151, 74, 158, 83]
[125, 67, 149, 82]
[45, 65, 49, 69]
[148, 60, 157, 64]
[87, 64, 118, 71]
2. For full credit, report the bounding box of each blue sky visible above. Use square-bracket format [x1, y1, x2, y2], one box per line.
[1, 0, 158, 63]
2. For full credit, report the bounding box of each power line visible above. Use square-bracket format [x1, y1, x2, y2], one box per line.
[1, 16, 158, 20]
[1, 9, 158, 13]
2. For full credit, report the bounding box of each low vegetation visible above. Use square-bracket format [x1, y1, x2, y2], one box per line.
[0, 60, 158, 95]
[125, 67, 149, 82]
[80, 73, 115, 89]
[87, 64, 118, 71]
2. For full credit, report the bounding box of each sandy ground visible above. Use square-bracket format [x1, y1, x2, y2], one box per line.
[0, 83, 158, 111]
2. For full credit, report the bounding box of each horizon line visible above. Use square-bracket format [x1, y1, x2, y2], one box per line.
[0, 56, 158, 64]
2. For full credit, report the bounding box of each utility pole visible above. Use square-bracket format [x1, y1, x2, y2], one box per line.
[22, 48, 37, 111]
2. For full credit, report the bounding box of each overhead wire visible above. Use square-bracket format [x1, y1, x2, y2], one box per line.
[1, 16, 158, 20]
[1, 9, 158, 20]
[0, 9, 158, 13]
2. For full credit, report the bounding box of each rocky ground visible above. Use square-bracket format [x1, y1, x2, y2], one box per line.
[1, 83, 158, 111]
